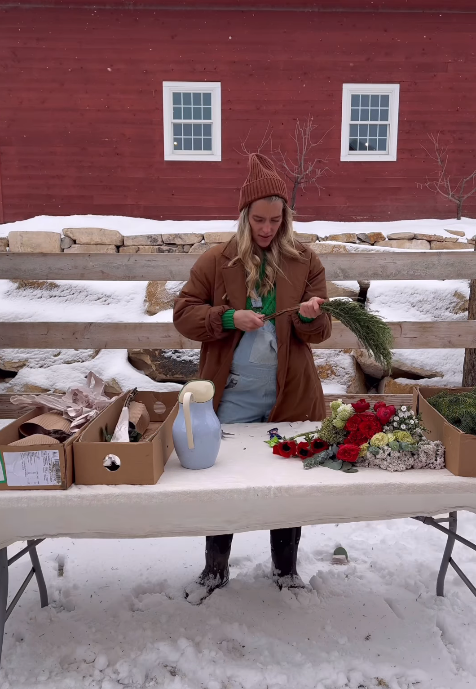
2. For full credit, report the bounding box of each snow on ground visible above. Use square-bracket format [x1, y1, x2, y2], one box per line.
[1, 515, 476, 689]
[1, 214, 476, 241]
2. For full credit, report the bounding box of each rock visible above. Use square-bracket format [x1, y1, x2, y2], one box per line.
[64, 244, 118, 253]
[310, 242, 349, 254]
[189, 242, 219, 254]
[367, 232, 386, 244]
[60, 236, 74, 249]
[0, 238, 8, 251]
[11, 279, 58, 291]
[430, 241, 469, 251]
[182, 245, 191, 253]
[123, 234, 163, 246]
[295, 232, 318, 243]
[326, 282, 360, 299]
[63, 228, 124, 246]
[414, 233, 443, 242]
[144, 281, 182, 316]
[352, 349, 386, 379]
[356, 233, 372, 244]
[158, 244, 180, 253]
[313, 350, 367, 394]
[119, 246, 162, 254]
[451, 290, 469, 315]
[375, 239, 430, 250]
[8, 231, 61, 253]
[162, 233, 203, 245]
[5, 383, 50, 394]
[378, 377, 418, 394]
[203, 232, 235, 243]
[445, 229, 465, 237]
[387, 232, 415, 240]
[128, 349, 200, 382]
[326, 233, 357, 244]
[0, 348, 99, 374]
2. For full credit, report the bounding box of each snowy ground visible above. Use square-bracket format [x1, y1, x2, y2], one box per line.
[2, 515, 476, 689]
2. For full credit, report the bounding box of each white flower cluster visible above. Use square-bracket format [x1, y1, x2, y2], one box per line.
[357, 440, 445, 472]
[383, 407, 424, 440]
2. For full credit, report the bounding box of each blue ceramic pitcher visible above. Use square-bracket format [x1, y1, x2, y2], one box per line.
[172, 380, 221, 470]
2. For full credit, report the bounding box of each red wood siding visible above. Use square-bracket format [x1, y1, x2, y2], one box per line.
[1, 6, 476, 222]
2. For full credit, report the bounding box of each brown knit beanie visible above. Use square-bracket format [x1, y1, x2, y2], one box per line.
[238, 153, 289, 211]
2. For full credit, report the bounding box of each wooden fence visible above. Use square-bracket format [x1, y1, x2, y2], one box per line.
[0, 249, 474, 417]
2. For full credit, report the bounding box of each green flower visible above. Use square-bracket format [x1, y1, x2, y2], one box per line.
[393, 430, 413, 443]
[330, 399, 343, 415]
[358, 443, 369, 457]
[333, 418, 346, 429]
[370, 432, 389, 447]
[337, 404, 354, 421]
[387, 432, 395, 443]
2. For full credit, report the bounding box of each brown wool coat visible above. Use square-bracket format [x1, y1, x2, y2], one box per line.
[173, 238, 332, 422]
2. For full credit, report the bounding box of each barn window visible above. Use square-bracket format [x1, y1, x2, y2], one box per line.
[163, 82, 221, 161]
[341, 84, 400, 162]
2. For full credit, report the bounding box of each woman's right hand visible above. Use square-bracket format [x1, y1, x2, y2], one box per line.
[233, 310, 265, 331]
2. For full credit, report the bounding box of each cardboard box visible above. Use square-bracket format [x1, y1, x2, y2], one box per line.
[73, 391, 178, 485]
[0, 409, 74, 490]
[413, 387, 476, 477]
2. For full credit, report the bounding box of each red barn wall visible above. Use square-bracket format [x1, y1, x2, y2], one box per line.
[0, 4, 476, 222]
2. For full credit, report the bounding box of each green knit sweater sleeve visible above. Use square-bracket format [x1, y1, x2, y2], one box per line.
[222, 309, 236, 330]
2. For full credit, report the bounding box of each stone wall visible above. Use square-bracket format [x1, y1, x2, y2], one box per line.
[1, 227, 473, 253]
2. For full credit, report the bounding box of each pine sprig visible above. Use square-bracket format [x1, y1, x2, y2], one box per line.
[321, 299, 393, 371]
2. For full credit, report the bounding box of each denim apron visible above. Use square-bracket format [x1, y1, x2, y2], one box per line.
[217, 320, 278, 424]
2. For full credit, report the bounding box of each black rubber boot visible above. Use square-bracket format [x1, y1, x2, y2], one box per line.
[270, 527, 306, 590]
[185, 534, 233, 604]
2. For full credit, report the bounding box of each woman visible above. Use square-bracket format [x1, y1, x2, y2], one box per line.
[173, 153, 332, 602]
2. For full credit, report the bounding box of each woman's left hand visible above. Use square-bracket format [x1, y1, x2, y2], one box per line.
[298, 296, 326, 319]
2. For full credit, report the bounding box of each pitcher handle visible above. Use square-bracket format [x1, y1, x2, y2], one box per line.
[183, 391, 195, 449]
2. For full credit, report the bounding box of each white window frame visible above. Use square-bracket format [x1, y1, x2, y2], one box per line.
[340, 83, 400, 162]
[163, 81, 221, 162]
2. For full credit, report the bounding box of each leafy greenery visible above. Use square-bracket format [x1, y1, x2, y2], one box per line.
[429, 388, 476, 435]
[321, 299, 393, 371]
[317, 417, 346, 445]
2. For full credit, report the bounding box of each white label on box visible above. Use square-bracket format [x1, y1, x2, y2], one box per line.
[3, 450, 62, 487]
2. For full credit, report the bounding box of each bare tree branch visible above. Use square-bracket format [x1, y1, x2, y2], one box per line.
[236, 122, 273, 157]
[420, 132, 476, 220]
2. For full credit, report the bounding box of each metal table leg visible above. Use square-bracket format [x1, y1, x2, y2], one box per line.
[0, 540, 48, 666]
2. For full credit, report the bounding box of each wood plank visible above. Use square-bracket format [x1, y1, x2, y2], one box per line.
[1, 320, 474, 350]
[0, 392, 416, 420]
[1, 251, 476, 282]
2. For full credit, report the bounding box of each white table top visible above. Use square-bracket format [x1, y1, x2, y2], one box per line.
[1, 422, 476, 549]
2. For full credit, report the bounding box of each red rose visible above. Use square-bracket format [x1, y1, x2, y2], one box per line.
[296, 441, 312, 460]
[359, 419, 382, 439]
[386, 405, 396, 418]
[336, 444, 360, 463]
[345, 415, 362, 432]
[273, 440, 297, 458]
[344, 430, 368, 446]
[376, 407, 394, 424]
[311, 438, 329, 454]
[373, 401, 387, 412]
[352, 398, 370, 413]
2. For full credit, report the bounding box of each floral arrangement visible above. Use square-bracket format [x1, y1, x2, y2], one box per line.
[266, 398, 445, 472]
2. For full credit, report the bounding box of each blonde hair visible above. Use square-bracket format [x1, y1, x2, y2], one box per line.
[233, 196, 300, 298]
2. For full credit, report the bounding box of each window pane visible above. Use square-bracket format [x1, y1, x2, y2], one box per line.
[192, 92, 202, 105]
[203, 92, 212, 106]
[183, 107, 192, 120]
[351, 94, 360, 107]
[193, 107, 202, 119]
[368, 138, 377, 150]
[174, 137, 182, 150]
[358, 139, 367, 151]
[360, 108, 369, 121]
[380, 95, 389, 107]
[173, 106, 182, 120]
[203, 123, 212, 137]
[203, 106, 212, 120]
[370, 108, 379, 121]
[183, 137, 192, 151]
[378, 124, 387, 136]
[183, 123, 192, 136]
[193, 138, 202, 150]
[182, 92, 192, 105]
[173, 124, 182, 136]
[369, 124, 378, 137]
[377, 138, 387, 151]
[349, 124, 359, 137]
[380, 108, 389, 121]
[203, 137, 212, 150]
[361, 94, 370, 107]
[193, 124, 202, 136]
[358, 124, 369, 137]
[370, 94, 380, 107]
[350, 108, 359, 122]
[172, 92, 182, 105]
